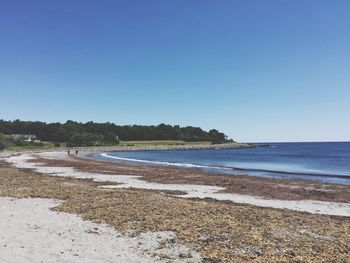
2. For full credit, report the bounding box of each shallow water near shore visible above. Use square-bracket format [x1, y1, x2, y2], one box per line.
[98, 142, 350, 185]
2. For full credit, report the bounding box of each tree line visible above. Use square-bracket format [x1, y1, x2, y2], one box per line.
[0, 120, 232, 147]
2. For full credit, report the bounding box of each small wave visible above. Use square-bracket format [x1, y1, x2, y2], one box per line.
[99, 152, 350, 181]
[100, 153, 234, 171]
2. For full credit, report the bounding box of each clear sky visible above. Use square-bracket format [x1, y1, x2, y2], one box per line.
[1, 1, 349, 142]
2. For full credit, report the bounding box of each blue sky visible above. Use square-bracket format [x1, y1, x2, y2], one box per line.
[1, 1, 349, 142]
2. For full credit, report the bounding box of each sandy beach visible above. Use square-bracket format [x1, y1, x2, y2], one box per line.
[3, 0, 349, 261]
[1, 150, 350, 262]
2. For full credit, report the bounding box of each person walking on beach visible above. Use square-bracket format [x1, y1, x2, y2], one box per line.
[67, 149, 70, 155]
[75, 150, 78, 156]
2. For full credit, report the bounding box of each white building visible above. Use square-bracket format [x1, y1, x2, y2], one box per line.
[11, 134, 38, 142]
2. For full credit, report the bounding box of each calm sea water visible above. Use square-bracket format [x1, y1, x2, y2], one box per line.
[98, 142, 350, 185]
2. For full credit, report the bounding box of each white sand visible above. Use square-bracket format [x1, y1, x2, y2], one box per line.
[5, 152, 350, 217]
[0, 197, 201, 263]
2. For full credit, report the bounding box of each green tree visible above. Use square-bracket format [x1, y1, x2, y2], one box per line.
[0, 120, 231, 144]
[208, 129, 226, 144]
[0, 140, 5, 151]
[0, 133, 9, 151]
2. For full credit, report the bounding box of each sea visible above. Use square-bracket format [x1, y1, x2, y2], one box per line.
[97, 142, 350, 185]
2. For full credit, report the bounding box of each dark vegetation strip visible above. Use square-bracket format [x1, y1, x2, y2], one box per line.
[0, 119, 232, 148]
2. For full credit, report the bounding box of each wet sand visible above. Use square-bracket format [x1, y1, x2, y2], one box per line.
[32, 152, 350, 203]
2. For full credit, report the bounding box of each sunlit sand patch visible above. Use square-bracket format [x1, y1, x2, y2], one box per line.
[0, 197, 201, 263]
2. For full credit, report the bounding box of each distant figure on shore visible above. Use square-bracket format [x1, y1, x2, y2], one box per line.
[75, 150, 78, 156]
[67, 149, 70, 155]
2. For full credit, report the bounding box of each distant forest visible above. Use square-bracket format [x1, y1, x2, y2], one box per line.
[0, 120, 232, 147]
